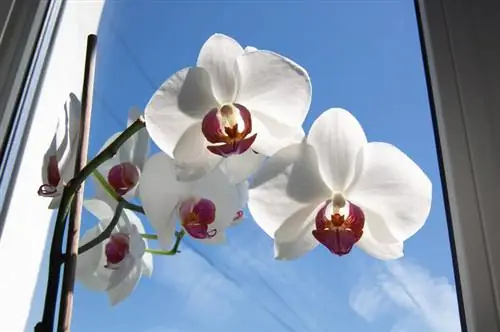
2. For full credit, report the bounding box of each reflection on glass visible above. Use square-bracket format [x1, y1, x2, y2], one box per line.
[68, 2, 461, 331]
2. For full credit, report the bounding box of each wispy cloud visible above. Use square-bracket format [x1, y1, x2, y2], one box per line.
[349, 260, 461, 332]
[152, 220, 359, 332]
[153, 240, 303, 332]
[152, 220, 460, 332]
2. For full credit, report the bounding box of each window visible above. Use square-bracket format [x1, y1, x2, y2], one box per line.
[0, 1, 498, 331]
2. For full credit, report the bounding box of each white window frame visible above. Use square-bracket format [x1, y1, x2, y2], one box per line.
[0, 1, 104, 330]
[418, 0, 500, 331]
[0, 0, 498, 331]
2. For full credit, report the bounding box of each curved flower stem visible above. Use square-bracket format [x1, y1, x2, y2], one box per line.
[36, 117, 145, 332]
[145, 248, 178, 256]
[145, 230, 185, 255]
[171, 230, 185, 253]
[140, 233, 158, 240]
[78, 201, 125, 255]
[92, 170, 145, 214]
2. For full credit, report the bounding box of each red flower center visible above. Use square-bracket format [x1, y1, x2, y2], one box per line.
[312, 197, 365, 256]
[179, 198, 217, 239]
[201, 103, 257, 157]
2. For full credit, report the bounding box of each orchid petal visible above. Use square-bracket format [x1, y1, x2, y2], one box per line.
[122, 208, 145, 234]
[307, 108, 367, 192]
[228, 181, 249, 226]
[173, 123, 222, 181]
[141, 252, 154, 277]
[128, 225, 147, 260]
[139, 153, 183, 249]
[244, 46, 258, 52]
[145, 67, 217, 157]
[347, 142, 432, 242]
[107, 256, 135, 290]
[48, 196, 63, 210]
[237, 181, 249, 209]
[127, 107, 149, 169]
[83, 199, 115, 222]
[59, 93, 81, 183]
[274, 204, 320, 260]
[76, 224, 109, 291]
[356, 219, 404, 260]
[236, 50, 311, 128]
[107, 263, 141, 306]
[251, 111, 306, 156]
[197, 33, 243, 102]
[219, 149, 265, 184]
[249, 143, 330, 238]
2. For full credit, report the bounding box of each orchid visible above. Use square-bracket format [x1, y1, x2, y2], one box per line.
[144, 33, 311, 183]
[38, 93, 81, 208]
[76, 199, 153, 305]
[139, 152, 243, 247]
[94, 107, 149, 207]
[248, 108, 432, 260]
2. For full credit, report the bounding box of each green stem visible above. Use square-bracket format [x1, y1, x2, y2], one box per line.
[145, 230, 185, 256]
[78, 201, 125, 255]
[171, 230, 185, 253]
[145, 248, 177, 256]
[92, 170, 144, 214]
[140, 233, 158, 240]
[92, 170, 120, 200]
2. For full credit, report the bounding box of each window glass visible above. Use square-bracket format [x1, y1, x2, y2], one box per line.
[70, 2, 461, 331]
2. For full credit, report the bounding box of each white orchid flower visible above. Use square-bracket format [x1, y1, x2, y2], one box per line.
[144, 33, 311, 183]
[139, 152, 243, 247]
[38, 93, 81, 209]
[248, 108, 432, 260]
[76, 199, 153, 305]
[94, 107, 149, 206]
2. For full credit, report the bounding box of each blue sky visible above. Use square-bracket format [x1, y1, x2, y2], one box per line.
[30, 1, 462, 331]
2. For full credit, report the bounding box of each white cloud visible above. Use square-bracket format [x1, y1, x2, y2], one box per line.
[349, 260, 461, 332]
[151, 231, 345, 332]
[154, 246, 238, 324]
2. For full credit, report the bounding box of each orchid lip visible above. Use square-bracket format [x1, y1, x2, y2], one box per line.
[312, 198, 365, 256]
[179, 198, 217, 239]
[207, 134, 257, 157]
[39, 155, 61, 196]
[37, 184, 59, 197]
[201, 103, 257, 157]
[107, 162, 140, 196]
